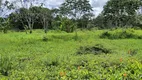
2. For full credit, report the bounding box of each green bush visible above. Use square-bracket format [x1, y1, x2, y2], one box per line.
[77, 44, 111, 55]
[42, 36, 48, 41]
[0, 18, 11, 33]
[0, 55, 17, 76]
[60, 18, 75, 33]
[100, 28, 142, 39]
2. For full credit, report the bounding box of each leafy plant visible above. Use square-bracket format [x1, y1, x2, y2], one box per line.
[0, 55, 16, 76]
[0, 18, 11, 33]
[77, 44, 111, 55]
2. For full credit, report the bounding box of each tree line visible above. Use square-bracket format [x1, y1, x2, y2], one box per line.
[0, 0, 142, 33]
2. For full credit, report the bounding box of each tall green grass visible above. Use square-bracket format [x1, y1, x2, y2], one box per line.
[0, 29, 142, 79]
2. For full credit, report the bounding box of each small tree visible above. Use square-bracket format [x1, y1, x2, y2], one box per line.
[14, 8, 38, 34]
[59, 0, 93, 40]
[0, 1, 14, 33]
[25, 7, 37, 33]
[38, 7, 52, 33]
[134, 14, 142, 28]
[13, 0, 43, 33]
[60, 17, 74, 33]
[0, 18, 11, 33]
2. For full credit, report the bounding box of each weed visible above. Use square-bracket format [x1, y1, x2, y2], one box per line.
[77, 44, 111, 55]
[42, 36, 48, 41]
[0, 55, 17, 76]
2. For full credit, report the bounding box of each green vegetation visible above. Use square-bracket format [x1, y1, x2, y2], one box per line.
[0, 0, 142, 79]
[1, 0, 142, 33]
[100, 28, 142, 39]
[0, 29, 142, 79]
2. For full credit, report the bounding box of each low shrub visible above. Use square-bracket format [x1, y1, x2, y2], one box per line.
[100, 28, 142, 39]
[42, 36, 48, 41]
[77, 44, 111, 55]
[127, 49, 138, 56]
[0, 55, 17, 76]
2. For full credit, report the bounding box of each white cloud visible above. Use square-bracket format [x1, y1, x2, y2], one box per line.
[46, 0, 108, 16]
[44, 0, 108, 16]
[44, 0, 64, 8]
[4, 0, 108, 16]
[90, 0, 108, 16]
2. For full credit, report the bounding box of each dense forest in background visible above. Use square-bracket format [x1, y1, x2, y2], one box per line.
[0, 0, 142, 33]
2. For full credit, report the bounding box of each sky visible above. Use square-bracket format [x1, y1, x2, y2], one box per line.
[2, 0, 108, 16]
[43, 0, 108, 16]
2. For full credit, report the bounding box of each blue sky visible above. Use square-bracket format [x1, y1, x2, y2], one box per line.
[5, 0, 108, 16]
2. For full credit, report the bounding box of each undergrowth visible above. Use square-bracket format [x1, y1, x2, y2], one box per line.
[100, 28, 142, 39]
[0, 29, 142, 79]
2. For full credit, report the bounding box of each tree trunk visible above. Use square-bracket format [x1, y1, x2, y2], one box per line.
[43, 18, 48, 33]
[27, 21, 32, 34]
[45, 21, 48, 33]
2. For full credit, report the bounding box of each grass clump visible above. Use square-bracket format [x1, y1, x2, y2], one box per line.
[42, 36, 48, 42]
[77, 44, 111, 55]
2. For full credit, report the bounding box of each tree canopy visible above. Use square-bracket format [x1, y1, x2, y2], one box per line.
[1, 0, 142, 33]
[102, 0, 142, 27]
[60, 0, 93, 19]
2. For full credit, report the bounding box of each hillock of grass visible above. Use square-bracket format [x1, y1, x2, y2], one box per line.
[77, 44, 111, 55]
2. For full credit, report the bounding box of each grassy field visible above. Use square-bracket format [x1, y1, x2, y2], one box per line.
[0, 29, 142, 80]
